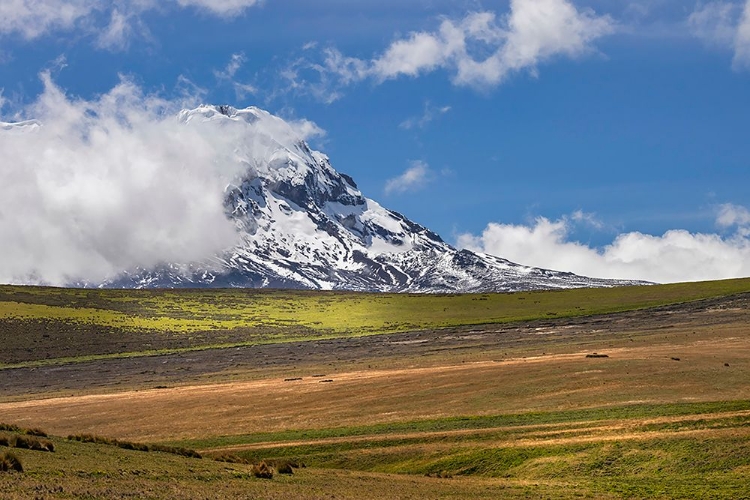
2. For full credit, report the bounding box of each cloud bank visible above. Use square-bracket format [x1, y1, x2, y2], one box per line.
[0, 74, 253, 286]
[457, 205, 750, 283]
[282, 0, 614, 101]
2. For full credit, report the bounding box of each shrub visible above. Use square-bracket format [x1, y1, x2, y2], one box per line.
[2, 434, 55, 453]
[0, 452, 23, 473]
[12, 435, 33, 450]
[150, 444, 201, 459]
[276, 461, 294, 475]
[24, 428, 48, 438]
[251, 461, 274, 479]
[0, 424, 48, 437]
[67, 434, 200, 459]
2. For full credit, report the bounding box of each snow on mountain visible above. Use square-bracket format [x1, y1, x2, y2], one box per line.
[109, 104, 645, 292]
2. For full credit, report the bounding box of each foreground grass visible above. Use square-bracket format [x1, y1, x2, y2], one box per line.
[186, 401, 750, 500]
[3, 401, 749, 499]
[0, 433, 613, 500]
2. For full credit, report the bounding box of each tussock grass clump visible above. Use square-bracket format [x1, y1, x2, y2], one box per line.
[150, 444, 202, 459]
[67, 434, 200, 459]
[275, 461, 294, 475]
[0, 424, 20, 433]
[425, 471, 453, 479]
[24, 428, 48, 437]
[0, 452, 23, 472]
[4, 434, 54, 452]
[0, 423, 48, 437]
[250, 461, 273, 479]
[214, 454, 249, 464]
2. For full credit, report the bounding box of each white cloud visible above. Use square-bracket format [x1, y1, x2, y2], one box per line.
[0, 0, 97, 39]
[384, 161, 431, 195]
[498, 0, 614, 80]
[289, 0, 613, 99]
[95, 7, 149, 51]
[0, 0, 263, 47]
[285, 117, 326, 142]
[175, 0, 261, 17]
[688, 1, 740, 47]
[214, 53, 257, 100]
[457, 206, 750, 283]
[0, 73, 254, 286]
[717, 203, 750, 235]
[734, 0, 750, 68]
[399, 101, 451, 130]
[688, 0, 750, 69]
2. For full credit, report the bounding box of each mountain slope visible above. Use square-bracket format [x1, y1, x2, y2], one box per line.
[111, 105, 643, 292]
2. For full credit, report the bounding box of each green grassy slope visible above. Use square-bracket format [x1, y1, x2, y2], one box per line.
[2, 278, 749, 334]
[2, 278, 749, 368]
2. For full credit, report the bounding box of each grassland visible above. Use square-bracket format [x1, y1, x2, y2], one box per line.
[1, 280, 750, 498]
[2, 278, 750, 368]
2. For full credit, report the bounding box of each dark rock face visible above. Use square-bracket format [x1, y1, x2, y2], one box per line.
[109, 105, 646, 292]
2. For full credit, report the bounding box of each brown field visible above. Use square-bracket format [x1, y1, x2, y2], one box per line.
[1, 289, 750, 498]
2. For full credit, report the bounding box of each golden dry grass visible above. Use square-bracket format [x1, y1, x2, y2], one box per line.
[2, 323, 747, 442]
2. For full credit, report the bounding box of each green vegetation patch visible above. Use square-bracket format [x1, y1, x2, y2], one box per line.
[2, 278, 749, 367]
[2, 278, 749, 335]
[176, 400, 750, 450]
[184, 401, 750, 500]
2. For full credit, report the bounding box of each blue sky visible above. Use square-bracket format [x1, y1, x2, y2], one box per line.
[1, 0, 750, 283]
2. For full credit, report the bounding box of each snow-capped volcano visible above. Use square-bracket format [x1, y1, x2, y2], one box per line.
[110, 104, 643, 292]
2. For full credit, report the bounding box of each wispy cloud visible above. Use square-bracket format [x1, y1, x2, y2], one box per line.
[174, 0, 262, 17]
[688, 0, 750, 69]
[688, 1, 740, 47]
[735, 0, 750, 68]
[214, 53, 257, 100]
[280, 0, 614, 102]
[0, 0, 263, 49]
[0, 0, 96, 40]
[399, 102, 451, 130]
[285, 117, 326, 142]
[457, 205, 750, 283]
[384, 160, 432, 195]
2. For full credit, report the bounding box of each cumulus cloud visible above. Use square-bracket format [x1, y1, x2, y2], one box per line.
[0, 0, 263, 47]
[384, 161, 431, 195]
[688, 0, 750, 69]
[283, 0, 613, 100]
[0, 73, 258, 286]
[399, 102, 451, 130]
[457, 206, 750, 283]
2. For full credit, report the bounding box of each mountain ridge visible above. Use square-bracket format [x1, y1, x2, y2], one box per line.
[101, 104, 644, 292]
